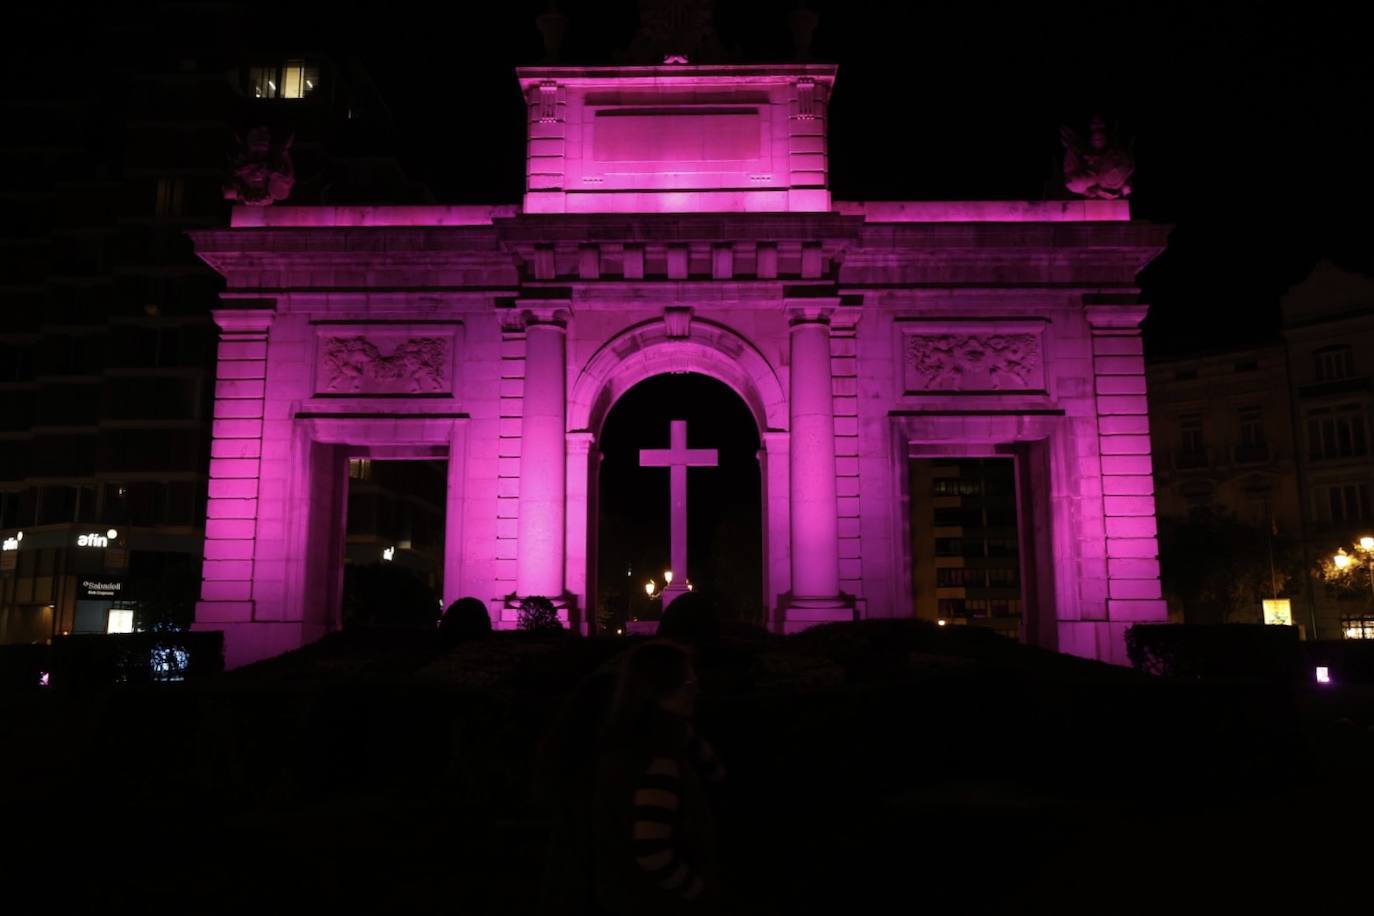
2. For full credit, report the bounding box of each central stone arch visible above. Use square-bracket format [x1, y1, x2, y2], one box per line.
[564, 315, 790, 627]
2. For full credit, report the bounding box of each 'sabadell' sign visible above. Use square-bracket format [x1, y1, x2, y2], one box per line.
[79, 579, 124, 599]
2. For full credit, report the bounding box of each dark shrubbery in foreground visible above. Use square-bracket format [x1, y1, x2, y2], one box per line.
[2, 618, 1367, 914]
[0, 643, 49, 691]
[1125, 623, 1303, 680]
[46, 631, 224, 688]
[1302, 639, 1374, 685]
[342, 562, 439, 629]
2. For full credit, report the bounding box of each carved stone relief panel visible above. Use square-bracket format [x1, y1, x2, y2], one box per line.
[312, 323, 460, 397]
[897, 319, 1048, 396]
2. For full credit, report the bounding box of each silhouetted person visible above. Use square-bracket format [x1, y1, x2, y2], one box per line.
[592, 641, 725, 914]
[534, 666, 618, 915]
[657, 591, 721, 645]
[438, 596, 492, 643]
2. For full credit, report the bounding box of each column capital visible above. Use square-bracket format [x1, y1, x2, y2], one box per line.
[565, 431, 595, 453]
[498, 298, 572, 332]
[213, 308, 274, 335]
[760, 430, 791, 451]
[1085, 297, 1148, 332]
[518, 297, 573, 329]
[785, 297, 841, 328]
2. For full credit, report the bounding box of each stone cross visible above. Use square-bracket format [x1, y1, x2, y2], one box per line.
[639, 419, 718, 606]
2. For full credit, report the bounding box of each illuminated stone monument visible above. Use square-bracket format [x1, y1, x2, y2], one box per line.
[191, 61, 1168, 667]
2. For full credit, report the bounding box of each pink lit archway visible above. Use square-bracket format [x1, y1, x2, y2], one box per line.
[564, 317, 790, 625]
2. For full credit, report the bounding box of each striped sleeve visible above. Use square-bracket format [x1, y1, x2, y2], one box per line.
[687, 729, 726, 784]
[632, 756, 705, 901]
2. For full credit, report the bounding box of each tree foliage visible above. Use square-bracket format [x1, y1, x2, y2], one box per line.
[1158, 508, 1301, 625]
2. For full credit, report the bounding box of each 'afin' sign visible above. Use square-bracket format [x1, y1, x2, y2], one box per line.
[77, 529, 119, 548]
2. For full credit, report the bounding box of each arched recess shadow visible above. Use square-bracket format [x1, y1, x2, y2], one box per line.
[567, 317, 788, 630]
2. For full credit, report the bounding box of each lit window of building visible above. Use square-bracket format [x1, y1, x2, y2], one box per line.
[1342, 617, 1374, 639]
[249, 61, 320, 99]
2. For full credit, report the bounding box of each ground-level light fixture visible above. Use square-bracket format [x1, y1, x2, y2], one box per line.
[1316, 666, 1331, 684]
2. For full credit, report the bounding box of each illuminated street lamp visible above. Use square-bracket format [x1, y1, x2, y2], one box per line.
[645, 579, 657, 597]
[663, 570, 673, 585]
[1332, 536, 1374, 604]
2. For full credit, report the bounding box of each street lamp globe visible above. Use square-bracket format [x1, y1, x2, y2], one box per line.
[663, 570, 673, 585]
[1334, 550, 1352, 570]
[1360, 536, 1374, 552]
[645, 580, 656, 596]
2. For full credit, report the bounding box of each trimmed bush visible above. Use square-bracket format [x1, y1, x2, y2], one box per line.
[1125, 624, 1302, 681]
[439, 597, 493, 643]
[517, 595, 563, 633]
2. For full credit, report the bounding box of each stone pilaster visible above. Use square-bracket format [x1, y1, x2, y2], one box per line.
[1087, 301, 1166, 659]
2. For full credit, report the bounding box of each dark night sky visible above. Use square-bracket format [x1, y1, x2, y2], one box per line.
[17, 1, 1373, 352]
[328, 0, 1374, 355]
